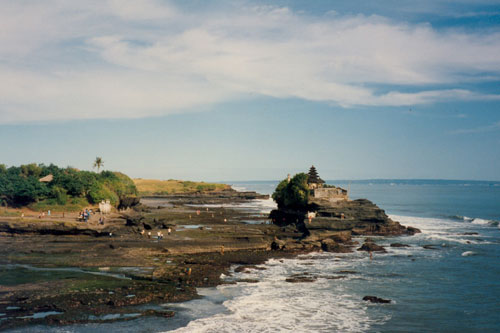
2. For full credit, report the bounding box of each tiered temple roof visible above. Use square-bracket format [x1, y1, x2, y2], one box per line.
[307, 165, 325, 185]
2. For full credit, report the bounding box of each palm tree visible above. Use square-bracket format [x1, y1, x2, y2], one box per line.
[93, 157, 104, 173]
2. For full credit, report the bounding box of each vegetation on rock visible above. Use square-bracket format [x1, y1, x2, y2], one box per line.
[272, 173, 310, 210]
[133, 178, 230, 196]
[0, 163, 137, 208]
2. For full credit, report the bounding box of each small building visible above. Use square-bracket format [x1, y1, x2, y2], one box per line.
[307, 165, 349, 203]
[99, 200, 112, 214]
[307, 165, 325, 190]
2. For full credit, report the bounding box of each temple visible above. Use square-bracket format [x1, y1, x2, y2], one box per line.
[307, 165, 349, 203]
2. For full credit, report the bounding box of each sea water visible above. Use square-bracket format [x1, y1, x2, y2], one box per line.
[5, 180, 500, 332]
[166, 180, 500, 333]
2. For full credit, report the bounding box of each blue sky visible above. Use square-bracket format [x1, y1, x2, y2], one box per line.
[1, 0, 499, 181]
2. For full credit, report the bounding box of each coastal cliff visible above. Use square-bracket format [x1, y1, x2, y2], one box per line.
[269, 168, 420, 249]
[270, 197, 419, 239]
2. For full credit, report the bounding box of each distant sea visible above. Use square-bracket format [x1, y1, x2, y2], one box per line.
[10, 179, 500, 332]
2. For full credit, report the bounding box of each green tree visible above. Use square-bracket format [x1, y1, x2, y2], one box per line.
[87, 182, 118, 205]
[272, 179, 289, 209]
[51, 186, 68, 205]
[93, 157, 104, 173]
[272, 173, 310, 210]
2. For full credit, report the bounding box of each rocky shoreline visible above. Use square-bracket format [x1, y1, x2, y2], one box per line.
[0, 189, 418, 330]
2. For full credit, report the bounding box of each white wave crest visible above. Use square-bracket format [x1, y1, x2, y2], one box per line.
[461, 251, 477, 257]
[471, 218, 490, 225]
[168, 256, 387, 333]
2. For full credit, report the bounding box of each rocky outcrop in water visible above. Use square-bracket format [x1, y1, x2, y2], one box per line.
[270, 198, 420, 243]
[357, 239, 387, 252]
[363, 296, 391, 304]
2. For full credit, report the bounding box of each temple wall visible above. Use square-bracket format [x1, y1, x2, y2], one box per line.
[313, 188, 348, 202]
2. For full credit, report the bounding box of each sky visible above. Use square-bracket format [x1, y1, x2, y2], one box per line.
[0, 0, 499, 181]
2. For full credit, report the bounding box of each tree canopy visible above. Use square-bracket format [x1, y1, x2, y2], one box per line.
[93, 157, 104, 173]
[0, 163, 136, 208]
[272, 173, 310, 210]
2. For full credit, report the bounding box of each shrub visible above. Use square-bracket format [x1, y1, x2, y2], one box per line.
[0, 163, 137, 208]
[272, 173, 309, 210]
[87, 182, 119, 205]
[51, 186, 68, 205]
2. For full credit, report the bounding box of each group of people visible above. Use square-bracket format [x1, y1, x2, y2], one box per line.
[78, 208, 93, 222]
[37, 210, 55, 219]
[140, 227, 172, 240]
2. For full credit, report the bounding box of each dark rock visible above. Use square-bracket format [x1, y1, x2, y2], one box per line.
[406, 226, 421, 235]
[321, 239, 352, 253]
[235, 265, 266, 273]
[338, 270, 357, 274]
[462, 232, 479, 235]
[270, 197, 420, 238]
[363, 296, 391, 304]
[125, 215, 144, 227]
[118, 196, 140, 210]
[141, 309, 175, 318]
[422, 245, 438, 250]
[390, 243, 410, 248]
[286, 273, 317, 283]
[357, 240, 386, 252]
[270, 240, 286, 250]
[236, 279, 259, 283]
[0, 221, 105, 237]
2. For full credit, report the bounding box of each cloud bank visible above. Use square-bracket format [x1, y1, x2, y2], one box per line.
[1, 0, 500, 123]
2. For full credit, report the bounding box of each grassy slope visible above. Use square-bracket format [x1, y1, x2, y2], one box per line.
[133, 179, 230, 196]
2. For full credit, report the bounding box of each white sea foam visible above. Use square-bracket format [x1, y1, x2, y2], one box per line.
[389, 215, 493, 245]
[471, 218, 490, 225]
[230, 186, 247, 192]
[168, 255, 389, 333]
[166, 213, 494, 332]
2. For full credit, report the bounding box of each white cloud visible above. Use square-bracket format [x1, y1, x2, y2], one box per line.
[0, 1, 500, 123]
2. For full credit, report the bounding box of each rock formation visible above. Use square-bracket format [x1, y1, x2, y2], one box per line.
[269, 168, 420, 251]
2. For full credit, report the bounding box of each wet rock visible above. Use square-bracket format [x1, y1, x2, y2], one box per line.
[141, 309, 175, 318]
[321, 239, 352, 253]
[286, 273, 317, 283]
[422, 245, 438, 250]
[390, 243, 410, 248]
[270, 239, 286, 250]
[235, 278, 259, 283]
[462, 232, 479, 235]
[338, 270, 357, 274]
[234, 265, 266, 273]
[124, 215, 144, 227]
[406, 227, 421, 235]
[118, 197, 140, 210]
[357, 240, 386, 253]
[270, 197, 420, 238]
[363, 296, 391, 304]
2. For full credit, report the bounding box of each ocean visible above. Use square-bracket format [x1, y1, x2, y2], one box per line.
[6, 180, 500, 332]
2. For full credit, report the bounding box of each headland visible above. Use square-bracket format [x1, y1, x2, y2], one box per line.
[0, 165, 419, 330]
